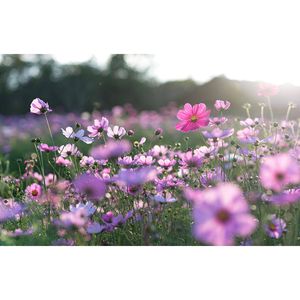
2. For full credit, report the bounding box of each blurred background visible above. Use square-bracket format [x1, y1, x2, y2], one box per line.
[0, 54, 299, 118]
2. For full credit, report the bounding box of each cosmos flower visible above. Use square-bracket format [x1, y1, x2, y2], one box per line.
[149, 145, 168, 157]
[0, 198, 24, 222]
[264, 215, 286, 239]
[179, 151, 202, 168]
[115, 167, 157, 186]
[176, 103, 210, 132]
[189, 183, 257, 246]
[237, 128, 259, 144]
[55, 156, 72, 167]
[240, 118, 260, 127]
[209, 117, 228, 126]
[194, 146, 217, 159]
[25, 183, 42, 201]
[107, 125, 126, 139]
[3, 228, 34, 237]
[150, 192, 177, 203]
[45, 173, 57, 186]
[90, 140, 131, 160]
[62, 127, 93, 144]
[73, 174, 106, 201]
[118, 156, 134, 167]
[269, 189, 300, 206]
[70, 201, 96, 217]
[135, 154, 154, 166]
[199, 167, 225, 188]
[202, 128, 234, 139]
[57, 208, 89, 228]
[38, 143, 58, 152]
[30, 98, 52, 115]
[259, 153, 300, 192]
[214, 100, 231, 111]
[79, 156, 95, 167]
[58, 144, 79, 158]
[87, 117, 109, 138]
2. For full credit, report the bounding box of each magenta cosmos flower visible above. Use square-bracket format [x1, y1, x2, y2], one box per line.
[176, 103, 210, 132]
[30, 98, 52, 115]
[73, 174, 106, 201]
[188, 183, 257, 246]
[259, 153, 300, 192]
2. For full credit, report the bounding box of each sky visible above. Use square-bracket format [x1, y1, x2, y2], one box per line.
[52, 52, 300, 86]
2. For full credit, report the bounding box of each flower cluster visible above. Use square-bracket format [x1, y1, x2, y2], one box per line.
[1, 87, 300, 246]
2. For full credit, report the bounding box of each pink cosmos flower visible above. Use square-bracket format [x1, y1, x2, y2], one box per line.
[55, 156, 72, 167]
[26, 183, 42, 200]
[257, 83, 279, 97]
[30, 98, 52, 115]
[176, 103, 210, 132]
[214, 100, 231, 111]
[87, 117, 109, 138]
[209, 117, 228, 126]
[259, 153, 300, 192]
[237, 128, 259, 144]
[135, 155, 154, 166]
[38, 143, 58, 153]
[188, 183, 257, 246]
[79, 156, 95, 167]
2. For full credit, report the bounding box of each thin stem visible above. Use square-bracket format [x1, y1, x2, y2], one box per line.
[266, 96, 274, 123]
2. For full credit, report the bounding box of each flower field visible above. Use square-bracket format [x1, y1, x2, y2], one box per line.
[1, 84, 300, 246]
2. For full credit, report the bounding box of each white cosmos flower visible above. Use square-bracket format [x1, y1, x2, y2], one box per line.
[62, 127, 94, 144]
[107, 126, 126, 140]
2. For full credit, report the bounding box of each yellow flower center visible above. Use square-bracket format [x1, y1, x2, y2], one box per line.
[190, 115, 198, 122]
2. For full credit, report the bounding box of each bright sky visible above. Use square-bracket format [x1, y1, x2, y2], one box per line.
[52, 51, 300, 85]
[3, 0, 300, 85]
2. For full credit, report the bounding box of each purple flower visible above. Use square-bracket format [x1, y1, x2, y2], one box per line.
[115, 167, 157, 186]
[0, 198, 24, 222]
[202, 128, 234, 139]
[4, 228, 34, 237]
[30, 98, 52, 115]
[52, 238, 75, 246]
[150, 192, 177, 203]
[264, 215, 286, 239]
[90, 140, 131, 160]
[179, 151, 202, 168]
[188, 183, 257, 246]
[73, 174, 106, 201]
[199, 167, 225, 187]
[269, 189, 300, 206]
[237, 128, 259, 144]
